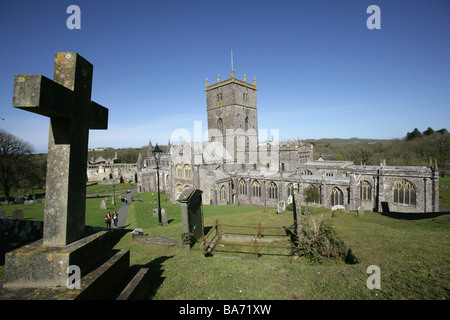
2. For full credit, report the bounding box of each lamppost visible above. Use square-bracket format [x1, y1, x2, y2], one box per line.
[152, 143, 163, 226]
[113, 183, 116, 207]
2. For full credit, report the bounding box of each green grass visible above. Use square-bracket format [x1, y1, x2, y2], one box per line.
[439, 176, 450, 208]
[116, 191, 450, 300]
[0, 196, 121, 227]
[1, 178, 449, 300]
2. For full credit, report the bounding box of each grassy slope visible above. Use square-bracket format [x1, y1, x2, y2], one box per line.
[1, 180, 449, 300]
[119, 196, 450, 300]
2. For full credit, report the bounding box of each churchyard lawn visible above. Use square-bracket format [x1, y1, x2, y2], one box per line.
[0, 181, 449, 300]
[117, 197, 450, 300]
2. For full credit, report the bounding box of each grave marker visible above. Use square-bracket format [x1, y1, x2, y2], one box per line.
[12, 52, 108, 246]
[277, 200, 285, 214]
[177, 188, 204, 248]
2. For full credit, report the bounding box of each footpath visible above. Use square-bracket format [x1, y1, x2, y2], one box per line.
[116, 188, 136, 228]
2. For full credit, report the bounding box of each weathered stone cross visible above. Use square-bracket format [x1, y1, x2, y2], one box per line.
[13, 52, 108, 247]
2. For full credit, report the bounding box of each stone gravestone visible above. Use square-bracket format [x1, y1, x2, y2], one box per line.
[357, 206, 365, 217]
[2, 52, 152, 300]
[12, 209, 25, 220]
[381, 202, 390, 213]
[277, 200, 285, 214]
[177, 188, 204, 248]
[100, 198, 107, 209]
[0, 208, 5, 218]
[3, 52, 114, 290]
[161, 208, 168, 225]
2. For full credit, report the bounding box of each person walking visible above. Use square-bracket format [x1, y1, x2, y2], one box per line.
[112, 211, 118, 228]
[105, 212, 111, 228]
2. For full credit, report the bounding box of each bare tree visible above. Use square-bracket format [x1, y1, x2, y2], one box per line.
[0, 129, 34, 199]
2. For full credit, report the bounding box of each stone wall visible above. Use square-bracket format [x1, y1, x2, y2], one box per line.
[87, 163, 137, 182]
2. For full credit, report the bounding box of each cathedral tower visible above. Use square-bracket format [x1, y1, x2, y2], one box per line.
[205, 69, 258, 166]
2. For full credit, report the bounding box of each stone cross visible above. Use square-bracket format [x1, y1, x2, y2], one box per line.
[12, 52, 108, 246]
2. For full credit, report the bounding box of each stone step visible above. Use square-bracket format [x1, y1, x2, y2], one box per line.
[3, 231, 111, 289]
[116, 268, 151, 300]
[75, 249, 130, 300]
[1, 248, 131, 300]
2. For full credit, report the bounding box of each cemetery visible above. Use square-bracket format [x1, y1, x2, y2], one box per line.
[0, 51, 449, 301]
[1, 185, 449, 299]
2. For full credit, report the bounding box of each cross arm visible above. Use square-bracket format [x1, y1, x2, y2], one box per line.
[89, 102, 108, 129]
[13, 74, 73, 118]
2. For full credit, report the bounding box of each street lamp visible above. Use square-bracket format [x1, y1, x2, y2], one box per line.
[152, 143, 163, 226]
[113, 183, 116, 207]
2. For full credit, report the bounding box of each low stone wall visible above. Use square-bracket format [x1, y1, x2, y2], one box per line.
[0, 218, 123, 263]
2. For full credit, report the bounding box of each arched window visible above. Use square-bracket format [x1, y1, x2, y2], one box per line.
[176, 184, 183, 197]
[244, 117, 249, 131]
[176, 165, 183, 178]
[268, 181, 278, 199]
[330, 187, 344, 206]
[220, 185, 226, 201]
[301, 169, 312, 175]
[252, 180, 261, 197]
[184, 164, 191, 179]
[287, 183, 294, 198]
[325, 172, 334, 177]
[393, 180, 416, 205]
[218, 118, 223, 134]
[361, 180, 372, 201]
[239, 179, 247, 196]
[305, 185, 320, 204]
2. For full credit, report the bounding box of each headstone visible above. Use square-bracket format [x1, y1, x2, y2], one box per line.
[4, 52, 111, 290]
[131, 228, 144, 240]
[177, 188, 204, 248]
[357, 206, 365, 217]
[12, 209, 24, 220]
[152, 208, 158, 218]
[381, 202, 390, 213]
[277, 200, 285, 214]
[12, 52, 108, 246]
[100, 198, 107, 209]
[0, 208, 5, 218]
[161, 208, 168, 225]
[331, 205, 346, 212]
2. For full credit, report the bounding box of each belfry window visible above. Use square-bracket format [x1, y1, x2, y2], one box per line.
[184, 164, 191, 179]
[176, 165, 183, 178]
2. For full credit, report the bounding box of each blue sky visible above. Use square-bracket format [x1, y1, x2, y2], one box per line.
[0, 0, 449, 153]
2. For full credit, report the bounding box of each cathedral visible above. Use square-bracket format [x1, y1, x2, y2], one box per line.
[137, 69, 439, 214]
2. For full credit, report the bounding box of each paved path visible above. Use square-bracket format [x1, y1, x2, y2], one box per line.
[115, 188, 136, 229]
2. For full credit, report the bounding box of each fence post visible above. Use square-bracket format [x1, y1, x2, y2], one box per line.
[257, 222, 262, 239]
[254, 239, 259, 259]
